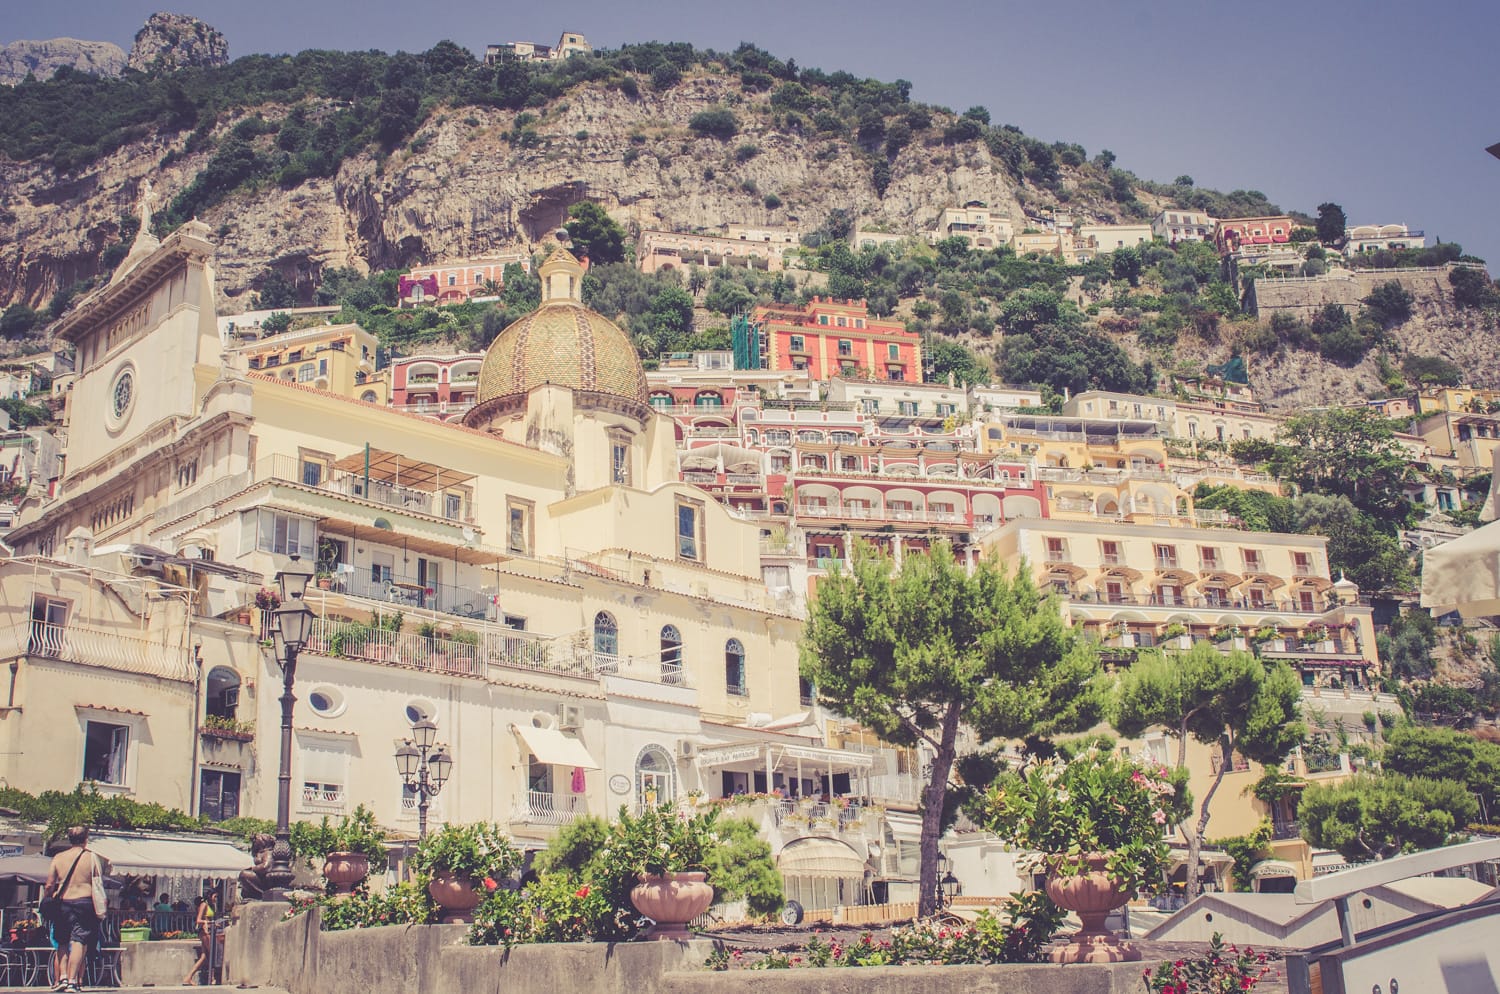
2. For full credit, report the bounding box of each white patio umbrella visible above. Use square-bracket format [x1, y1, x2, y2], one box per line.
[1421, 518, 1500, 618]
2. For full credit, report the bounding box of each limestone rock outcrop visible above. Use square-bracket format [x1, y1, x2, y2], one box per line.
[0, 38, 126, 85]
[127, 12, 228, 74]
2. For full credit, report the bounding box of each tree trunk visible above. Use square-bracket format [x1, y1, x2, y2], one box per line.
[1185, 733, 1232, 901]
[916, 705, 962, 917]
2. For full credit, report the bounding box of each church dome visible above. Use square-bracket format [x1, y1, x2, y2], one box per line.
[469, 248, 648, 420]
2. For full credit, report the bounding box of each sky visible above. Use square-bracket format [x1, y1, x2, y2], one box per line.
[8, 1, 1500, 270]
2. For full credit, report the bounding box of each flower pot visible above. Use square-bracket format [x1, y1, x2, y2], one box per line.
[119, 927, 151, 942]
[322, 851, 370, 897]
[630, 871, 714, 941]
[1044, 853, 1139, 964]
[427, 871, 481, 923]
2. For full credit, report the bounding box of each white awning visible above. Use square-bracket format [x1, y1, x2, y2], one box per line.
[1250, 859, 1300, 879]
[777, 837, 867, 878]
[512, 724, 599, 770]
[90, 835, 252, 881]
[1421, 518, 1500, 618]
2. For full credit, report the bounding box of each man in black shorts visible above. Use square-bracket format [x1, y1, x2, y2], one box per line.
[43, 826, 102, 994]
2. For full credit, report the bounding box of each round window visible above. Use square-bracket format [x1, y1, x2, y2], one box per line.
[306, 686, 345, 718]
[109, 365, 135, 425]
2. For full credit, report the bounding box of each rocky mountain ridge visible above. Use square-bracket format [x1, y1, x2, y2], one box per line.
[1, 48, 1496, 410]
[0, 12, 225, 86]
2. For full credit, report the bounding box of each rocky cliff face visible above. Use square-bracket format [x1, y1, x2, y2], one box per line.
[127, 12, 228, 73]
[0, 68, 1495, 407]
[0, 38, 126, 85]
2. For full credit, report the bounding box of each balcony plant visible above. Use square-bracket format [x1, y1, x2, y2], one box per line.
[201, 714, 254, 742]
[255, 587, 282, 611]
[410, 822, 521, 922]
[603, 802, 721, 939]
[979, 750, 1188, 963]
[119, 918, 151, 942]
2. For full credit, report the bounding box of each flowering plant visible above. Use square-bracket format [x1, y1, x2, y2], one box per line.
[980, 750, 1190, 894]
[121, 918, 150, 929]
[1142, 932, 1274, 993]
[255, 587, 282, 610]
[283, 882, 435, 932]
[409, 822, 521, 884]
[602, 802, 722, 878]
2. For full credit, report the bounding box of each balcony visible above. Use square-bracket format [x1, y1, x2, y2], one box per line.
[258, 452, 476, 524]
[303, 616, 581, 680]
[1271, 819, 1302, 841]
[15, 621, 195, 682]
[301, 785, 347, 815]
[511, 790, 584, 827]
[795, 503, 969, 527]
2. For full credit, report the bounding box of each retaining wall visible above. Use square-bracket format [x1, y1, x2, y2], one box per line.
[1248, 265, 1461, 319]
[224, 904, 1141, 994]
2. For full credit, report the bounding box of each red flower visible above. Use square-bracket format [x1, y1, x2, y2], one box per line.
[575, 885, 591, 899]
[482, 877, 498, 891]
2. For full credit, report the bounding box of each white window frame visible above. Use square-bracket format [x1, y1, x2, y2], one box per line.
[77, 707, 144, 794]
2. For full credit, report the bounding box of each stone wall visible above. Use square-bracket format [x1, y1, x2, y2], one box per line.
[1247, 265, 1461, 320]
[224, 903, 1141, 994]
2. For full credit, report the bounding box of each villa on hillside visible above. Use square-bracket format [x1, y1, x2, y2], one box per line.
[484, 32, 592, 63]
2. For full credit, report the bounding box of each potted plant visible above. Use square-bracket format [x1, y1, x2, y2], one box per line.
[606, 803, 720, 940]
[293, 804, 389, 897]
[201, 714, 254, 742]
[410, 822, 520, 923]
[315, 569, 334, 590]
[981, 750, 1188, 964]
[119, 918, 151, 942]
[255, 587, 282, 611]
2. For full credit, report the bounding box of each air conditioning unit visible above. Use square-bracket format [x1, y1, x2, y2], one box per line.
[557, 704, 582, 731]
[678, 739, 697, 760]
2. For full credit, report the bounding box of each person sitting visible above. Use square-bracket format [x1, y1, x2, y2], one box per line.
[153, 893, 172, 914]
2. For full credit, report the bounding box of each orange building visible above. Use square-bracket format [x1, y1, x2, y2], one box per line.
[751, 298, 921, 382]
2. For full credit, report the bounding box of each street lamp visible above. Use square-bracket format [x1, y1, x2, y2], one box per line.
[936, 853, 961, 908]
[263, 555, 315, 899]
[396, 717, 452, 839]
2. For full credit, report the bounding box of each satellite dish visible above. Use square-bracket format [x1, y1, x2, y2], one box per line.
[462, 526, 477, 545]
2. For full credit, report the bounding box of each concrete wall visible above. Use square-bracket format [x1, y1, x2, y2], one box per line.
[1248, 266, 1455, 320]
[225, 903, 1142, 994]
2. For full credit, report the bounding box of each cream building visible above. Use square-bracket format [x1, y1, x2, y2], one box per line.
[929, 205, 1013, 250]
[1, 224, 916, 899]
[235, 322, 382, 403]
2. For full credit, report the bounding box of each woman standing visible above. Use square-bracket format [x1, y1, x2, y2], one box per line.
[182, 893, 218, 986]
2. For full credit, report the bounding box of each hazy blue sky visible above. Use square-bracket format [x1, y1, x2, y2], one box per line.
[8, 1, 1499, 268]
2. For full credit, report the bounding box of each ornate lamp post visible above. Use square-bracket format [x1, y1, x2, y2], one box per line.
[395, 718, 452, 840]
[264, 555, 315, 898]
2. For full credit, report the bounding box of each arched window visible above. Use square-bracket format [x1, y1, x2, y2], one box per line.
[360, 391, 378, 403]
[660, 625, 683, 684]
[725, 639, 747, 696]
[205, 666, 241, 719]
[593, 611, 618, 668]
[636, 745, 674, 809]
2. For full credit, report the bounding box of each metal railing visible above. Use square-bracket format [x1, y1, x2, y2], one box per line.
[326, 570, 489, 619]
[513, 790, 583, 826]
[14, 621, 195, 682]
[301, 785, 347, 815]
[256, 454, 474, 523]
[304, 617, 571, 680]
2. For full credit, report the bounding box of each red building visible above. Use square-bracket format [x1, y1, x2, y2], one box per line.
[399, 255, 530, 307]
[752, 298, 921, 382]
[1213, 216, 1294, 255]
[388, 353, 483, 419]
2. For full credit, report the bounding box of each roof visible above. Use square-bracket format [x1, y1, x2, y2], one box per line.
[472, 248, 647, 412]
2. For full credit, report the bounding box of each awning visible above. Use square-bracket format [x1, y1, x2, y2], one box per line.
[330, 448, 476, 490]
[0, 853, 57, 884]
[1250, 859, 1300, 880]
[777, 837, 866, 878]
[89, 835, 251, 881]
[512, 724, 599, 770]
[1421, 519, 1500, 618]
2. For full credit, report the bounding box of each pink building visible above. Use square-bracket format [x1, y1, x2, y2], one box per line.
[388, 353, 484, 419]
[399, 255, 530, 307]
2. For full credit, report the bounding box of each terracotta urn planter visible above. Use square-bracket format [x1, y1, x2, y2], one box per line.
[1044, 852, 1139, 964]
[322, 851, 370, 898]
[427, 871, 482, 923]
[629, 871, 714, 940]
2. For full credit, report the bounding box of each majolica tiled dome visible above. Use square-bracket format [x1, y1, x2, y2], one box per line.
[472, 248, 648, 413]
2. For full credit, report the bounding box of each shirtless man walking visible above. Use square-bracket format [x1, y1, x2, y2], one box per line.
[43, 826, 103, 993]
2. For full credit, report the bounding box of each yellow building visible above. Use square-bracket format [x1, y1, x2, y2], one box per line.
[236, 322, 384, 404]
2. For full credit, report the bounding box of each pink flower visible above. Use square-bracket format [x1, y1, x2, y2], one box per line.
[1131, 770, 1145, 784]
[1152, 809, 1167, 824]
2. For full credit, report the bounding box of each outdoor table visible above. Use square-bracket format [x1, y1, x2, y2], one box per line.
[22, 946, 54, 987]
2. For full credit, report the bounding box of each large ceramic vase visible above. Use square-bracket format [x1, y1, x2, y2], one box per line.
[427, 871, 482, 924]
[322, 852, 370, 898]
[630, 871, 714, 940]
[1044, 852, 1139, 964]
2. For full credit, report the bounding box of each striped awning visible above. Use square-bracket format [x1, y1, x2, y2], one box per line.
[777, 837, 866, 879]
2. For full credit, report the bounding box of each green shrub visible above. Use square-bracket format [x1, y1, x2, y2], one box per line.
[688, 108, 739, 140]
